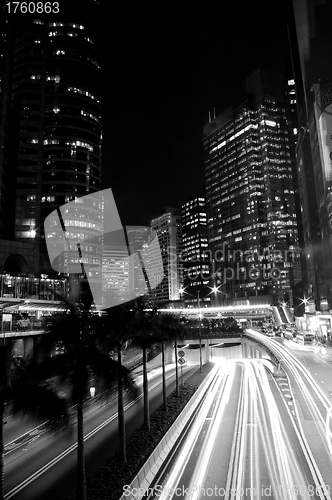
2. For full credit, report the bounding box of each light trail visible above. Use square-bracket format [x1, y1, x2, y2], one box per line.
[156, 364, 227, 500]
[246, 329, 332, 499]
[152, 358, 331, 500]
[246, 330, 332, 455]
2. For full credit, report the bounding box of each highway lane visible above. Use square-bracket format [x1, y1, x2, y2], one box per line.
[246, 330, 332, 494]
[3, 347, 144, 448]
[150, 359, 330, 500]
[3, 363, 197, 500]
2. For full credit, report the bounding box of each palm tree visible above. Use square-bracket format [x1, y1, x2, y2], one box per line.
[131, 297, 159, 432]
[38, 283, 137, 500]
[99, 301, 139, 463]
[0, 339, 68, 500]
[155, 313, 187, 408]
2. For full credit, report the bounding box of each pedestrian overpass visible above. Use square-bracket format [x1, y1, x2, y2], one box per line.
[159, 303, 294, 326]
[0, 299, 294, 360]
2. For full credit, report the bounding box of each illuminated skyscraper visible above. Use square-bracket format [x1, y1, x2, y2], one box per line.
[204, 69, 301, 306]
[181, 195, 210, 307]
[0, 0, 103, 275]
[150, 208, 183, 304]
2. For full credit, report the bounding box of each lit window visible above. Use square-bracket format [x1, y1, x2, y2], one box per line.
[80, 110, 100, 123]
[43, 139, 59, 145]
[46, 74, 61, 83]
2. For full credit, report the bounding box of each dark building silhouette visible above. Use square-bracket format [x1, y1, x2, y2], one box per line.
[0, 1, 103, 275]
[289, 0, 332, 312]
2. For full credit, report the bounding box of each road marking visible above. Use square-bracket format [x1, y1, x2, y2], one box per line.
[4, 369, 183, 499]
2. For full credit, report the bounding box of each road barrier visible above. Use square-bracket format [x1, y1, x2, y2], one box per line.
[118, 364, 219, 500]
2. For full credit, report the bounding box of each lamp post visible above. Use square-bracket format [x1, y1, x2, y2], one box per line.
[179, 286, 203, 371]
[212, 285, 220, 307]
[197, 291, 203, 373]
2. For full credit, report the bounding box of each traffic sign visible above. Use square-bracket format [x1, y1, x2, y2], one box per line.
[178, 357, 185, 365]
[178, 350, 185, 357]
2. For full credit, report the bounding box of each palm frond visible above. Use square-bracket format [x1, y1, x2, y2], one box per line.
[80, 346, 139, 397]
[33, 352, 75, 385]
[8, 385, 69, 428]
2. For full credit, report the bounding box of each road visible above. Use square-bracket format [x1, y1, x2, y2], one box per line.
[4, 334, 332, 500]
[3, 362, 197, 500]
[245, 330, 332, 496]
[149, 359, 330, 500]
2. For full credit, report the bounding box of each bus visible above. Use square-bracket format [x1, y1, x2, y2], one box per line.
[296, 331, 315, 345]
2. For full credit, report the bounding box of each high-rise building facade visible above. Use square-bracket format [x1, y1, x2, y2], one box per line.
[150, 207, 183, 304]
[204, 69, 301, 306]
[0, 1, 103, 275]
[290, 0, 332, 311]
[181, 195, 210, 307]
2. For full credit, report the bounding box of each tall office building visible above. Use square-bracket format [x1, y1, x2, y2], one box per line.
[150, 207, 183, 304]
[204, 69, 301, 306]
[181, 195, 210, 307]
[290, 0, 332, 311]
[0, 1, 103, 275]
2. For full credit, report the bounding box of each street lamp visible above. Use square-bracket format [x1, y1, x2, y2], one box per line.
[197, 291, 203, 373]
[179, 286, 203, 371]
[211, 285, 222, 307]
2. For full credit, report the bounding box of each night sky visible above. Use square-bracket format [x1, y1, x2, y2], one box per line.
[101, 1, 293, 227]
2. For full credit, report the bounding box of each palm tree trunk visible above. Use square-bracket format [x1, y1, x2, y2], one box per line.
[174, 340, 179, 397]
[142, 344, 150, 431]
[76, 397, 86, 500]
[0, 402, 4, 500]
[161, 342, 167, 412]
[117, 342, 126, 462]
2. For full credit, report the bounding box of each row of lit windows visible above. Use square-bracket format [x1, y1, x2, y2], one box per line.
[67, 86, 100, 103]
[52, 50, 101, 69]
[48, 31, 94, 44]
[44, 107, 101, 124]
[49, 22, 84, 29]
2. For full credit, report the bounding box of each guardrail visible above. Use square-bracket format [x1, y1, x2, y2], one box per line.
[118, 364, 219, 500]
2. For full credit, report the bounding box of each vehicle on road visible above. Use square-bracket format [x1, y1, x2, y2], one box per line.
[283, 329, 296, 341]
[296, 331, 315, 345]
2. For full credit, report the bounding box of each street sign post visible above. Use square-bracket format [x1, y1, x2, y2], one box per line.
[178, 356, 186, 385]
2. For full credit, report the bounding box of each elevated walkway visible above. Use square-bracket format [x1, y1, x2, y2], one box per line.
[271, 305, 293, 325]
